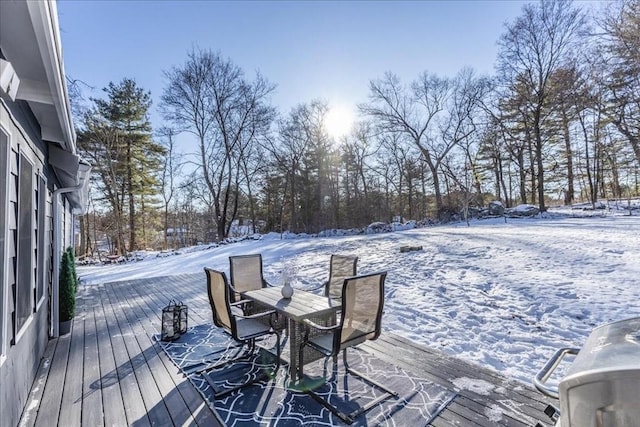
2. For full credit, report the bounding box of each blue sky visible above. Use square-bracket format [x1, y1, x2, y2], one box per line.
[57, 0, 530, 129]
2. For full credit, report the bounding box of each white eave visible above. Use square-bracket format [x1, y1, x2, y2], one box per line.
[1, 0, 91, 213]
[0, 0, 76, 152]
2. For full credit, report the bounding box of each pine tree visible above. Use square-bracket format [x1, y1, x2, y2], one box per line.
[78, 78, 164, 252]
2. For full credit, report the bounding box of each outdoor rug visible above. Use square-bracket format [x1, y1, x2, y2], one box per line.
[157, 324, 456, 426]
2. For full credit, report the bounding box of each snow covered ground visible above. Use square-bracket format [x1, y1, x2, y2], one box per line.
[78, 212, 640, 385]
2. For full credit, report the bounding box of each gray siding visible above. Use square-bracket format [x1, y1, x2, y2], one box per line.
[0, 96, 67, 427]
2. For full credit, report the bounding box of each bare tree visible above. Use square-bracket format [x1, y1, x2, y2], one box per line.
[361, 68, 489, 218]
[497, 0, 588, 212]
[360, 72, 451, 217]
[598, 0, 640, 166]
[161, 48, 275, 239]
[156, 127, 182, 249]
[340, 121, 379, 225]
[264, 103, 316, 232]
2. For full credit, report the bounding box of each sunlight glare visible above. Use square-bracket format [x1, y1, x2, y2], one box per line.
[324, 105, 354, 140]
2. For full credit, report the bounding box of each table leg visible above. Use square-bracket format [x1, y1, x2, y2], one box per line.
[288, 317, 301, 382]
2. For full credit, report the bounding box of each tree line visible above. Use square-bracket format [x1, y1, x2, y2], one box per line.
[74, 0, 639, 256]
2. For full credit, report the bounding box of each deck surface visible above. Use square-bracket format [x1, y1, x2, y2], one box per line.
[19, 273, 554, 426]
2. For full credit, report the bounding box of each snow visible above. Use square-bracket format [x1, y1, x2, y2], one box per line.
[77, 213, 640, 385]
[485, 405, 503, 422]
[451, 377, 495, 395]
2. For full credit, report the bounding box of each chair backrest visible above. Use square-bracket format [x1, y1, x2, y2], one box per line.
[204, 267, 236, 336]
[325, 255, 358, 299]
[335, 271, 386, 352]
[229, 254, 267, 300]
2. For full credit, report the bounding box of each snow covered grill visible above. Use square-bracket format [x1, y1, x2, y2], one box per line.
[534, 317, 640, 427]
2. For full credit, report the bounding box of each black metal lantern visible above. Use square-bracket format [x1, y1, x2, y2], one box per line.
[177, 302, 188, 335]
[161, 301, 188, 341]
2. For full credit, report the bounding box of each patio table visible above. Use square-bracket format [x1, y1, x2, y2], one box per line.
[242, 286, 340, 384]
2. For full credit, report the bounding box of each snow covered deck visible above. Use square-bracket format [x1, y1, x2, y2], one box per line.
[20, 273, 554, 426]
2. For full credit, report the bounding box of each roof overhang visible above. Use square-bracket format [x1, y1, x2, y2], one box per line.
[48, 143, 91, 212]
[0, 0, 76, 151]
[1, 0, 91, 213]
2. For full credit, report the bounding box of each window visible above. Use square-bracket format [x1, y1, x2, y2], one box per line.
[0, 129, 8, 356]
[36, 176, 47, 308]
[15, 152, 34, 334]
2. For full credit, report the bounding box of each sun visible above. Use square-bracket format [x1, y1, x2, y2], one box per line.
[324, 105, 354, 140]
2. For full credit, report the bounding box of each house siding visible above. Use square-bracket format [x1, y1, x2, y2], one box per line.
[0, 97, 66, 427]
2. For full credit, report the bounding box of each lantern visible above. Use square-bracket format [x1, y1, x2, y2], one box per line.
[161, 301, 188, 341]
[177, 302, 188, 335]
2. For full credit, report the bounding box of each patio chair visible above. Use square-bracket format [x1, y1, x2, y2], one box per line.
[229, 254, 270, 303]
[324, 254, 358, 300]
[299, 271, 397, 424]
[305, 255, 358, 299]
[201, 267, 281, 398]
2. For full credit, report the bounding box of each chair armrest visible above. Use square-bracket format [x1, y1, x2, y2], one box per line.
[230, 299, 251, 308]
[235, 309, 277, 320]
[231, 298, 270, 315]
[236, 309, 283, 333]
[301, 317, 339, 353]
[228, 283, 244, 296]
[296, 280, 327, 293]
[302, 318, 340, 332]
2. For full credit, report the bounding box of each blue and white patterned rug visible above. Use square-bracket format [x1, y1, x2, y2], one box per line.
[158, 324, 456, 426]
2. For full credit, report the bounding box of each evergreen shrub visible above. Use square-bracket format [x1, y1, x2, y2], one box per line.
[67, 246, 78, 293]
[59, 250, 76, 322]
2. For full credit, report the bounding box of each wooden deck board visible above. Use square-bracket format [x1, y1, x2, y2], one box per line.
[108, 276, 208, 426]
[94, 286, 128, 427]
[117, 277, 208, 426]
[22, 331, 59, 427]
[363, 336, 552, 426]
[131, 276, 222, 427]
[107, 281, 172, 426]
[19, 272, 554, 426]
[57, 299, 85, 427]
[123, 275, 223, 426]
[363, 331, 553, 425]
[82, 303, 104, 427]
[102, 283, 152, 426]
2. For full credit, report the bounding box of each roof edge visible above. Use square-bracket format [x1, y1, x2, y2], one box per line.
[26, 0, 76, 152]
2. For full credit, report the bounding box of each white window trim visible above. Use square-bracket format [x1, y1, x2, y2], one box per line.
[14, 149, 35, 342]
[35, 174, 48, 311]
[0, 123, 11, 361]
[13, 315, 34, 345]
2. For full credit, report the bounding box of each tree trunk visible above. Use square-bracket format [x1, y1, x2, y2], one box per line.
[499, 157, 510, 207]
[582, 119, 596, 206]
[517, 150, 527, 204]
[614, 123, 640, 168]
[127, 142, 136, 250]
[419, 145, 444, 217]
[140, 194, 147, 249]
[536, 133, 546, 212]
[561, 109, 574, 205]
[163, 202, 169, 250]
[609, 153, 622, 198]
[528, 135, 537, 206]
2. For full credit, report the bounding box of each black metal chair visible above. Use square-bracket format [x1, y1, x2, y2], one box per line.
[201, 267, 281, 398]
[324, 254, 358, 300]
[228, 253, 281, 326]
[229, 254, 270, 296]
[299, 271, 397, 424]
[229, 253, 272, 309]
[305, 254, 358, 300]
